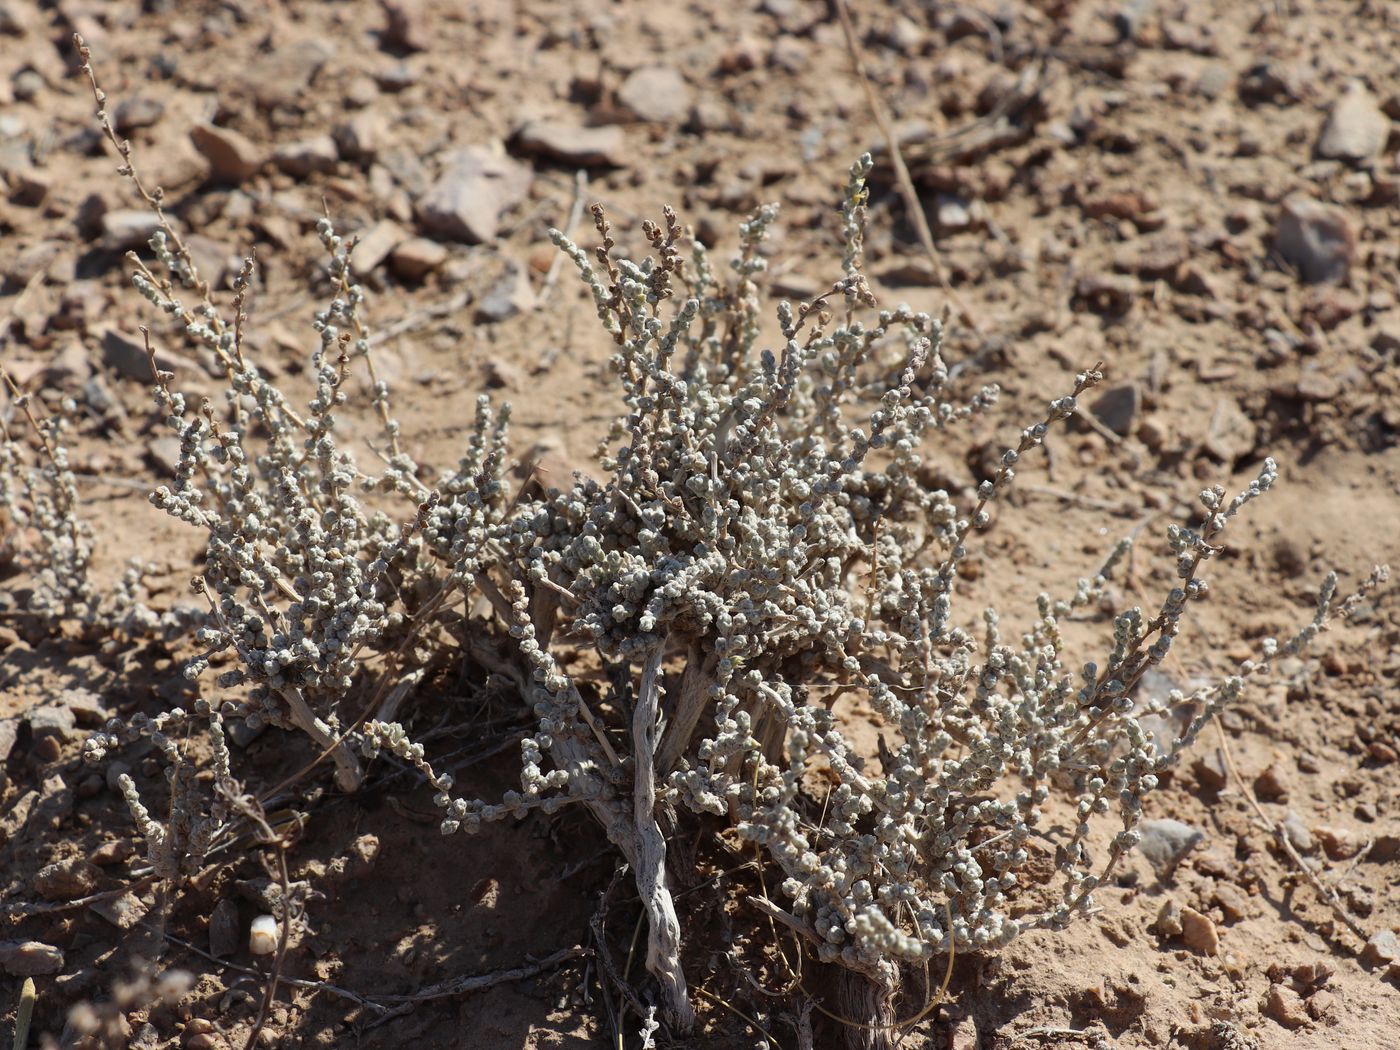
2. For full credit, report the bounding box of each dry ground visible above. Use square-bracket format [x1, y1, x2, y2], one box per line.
[1, 1, 1398, 1048]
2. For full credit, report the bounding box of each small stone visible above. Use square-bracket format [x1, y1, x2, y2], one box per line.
[482, 357, 524, 389]
[101, 325, 196, 382]
[1316, 81, 1390, 164]
[1212, 882, 1252, 922]
[388, 237, 447, 280]
[1254, 763, 1289, 801]
[1355, 802, 1377, 823]
[381, 0, 429, 52]
[1137, 818, 1204, 880]
[349, 219, 406, 273]
[239, 42, 335, 112]
[226, 719, 264, 748]
[89, 891, 147, 930]
[333, 111, 384, 162]
[1367, 740, 1398, 764]
[1075, 272, 1138, 311]
[1180, 907, 1219, 955]
[0, 940, 63, 976]
[114, 97, 165, 133]
[515, 120, 626, 168]
[416, 146, 532, 243]
[1130, 231, 1189, 279]
[1313, 826, 1360, 860]
[272, 135, 339, 177]
[8, 165, 51, 206]
[617, 65, 692, 124]
[148, 436, 183, 476]
[475, 263, 535, 322]
[0, 719, 16, 763]
[1090, 383, 1140, 436]
[1295, 368, 1340, 402]
[1306, 989, 1337, 1022]
[1265, 984, 1310, 1028]
[1202, 397, 1256, 464]
[1193, 749, 1229, 791]
[190, 122, 265, 184]
[209, 897, 240, 959]
[346, 833, 380, 879]
[1154, 898, 1183, 937]
[101, 209, 161, 251]
[35, 857, 100, 900]
[1362, 929, 1399, 965]
[934, 194, 972, 230]
[1280, 812, 1316, 854]
[1277, 197, 1355, 285]
[25, 704, 75, 745]
[60, 687, 107, 727]
[88, 839, 135, 866]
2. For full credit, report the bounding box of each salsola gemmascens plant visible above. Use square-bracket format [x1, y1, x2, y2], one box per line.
[30, 38, 1385, 1050]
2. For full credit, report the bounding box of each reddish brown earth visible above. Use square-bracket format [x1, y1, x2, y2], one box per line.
[1, 1, 1398, 1048]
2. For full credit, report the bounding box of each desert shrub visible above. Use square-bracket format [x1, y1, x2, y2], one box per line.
[6, 39, 1385, 1050]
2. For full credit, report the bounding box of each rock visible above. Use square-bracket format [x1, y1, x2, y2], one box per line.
[1203, 397, 1256, 464]
[8, 165, 50, 206]
[388, 236, 447, 280]
[1075, 272, 1138, 311]
[1316, 81, 1390, 164]
[1154, 898, 1183, 937]
[333, 111, 384, 162]
[1212, 882, 1252, 922]
[35, 858, 100, 900]
[25, 705, 75, 745]
[190, 122, 265, 184]
[1130, 231, 1189, 279]
[89, 891, 147, 930]
[515, 120, 626, 168]
[416, 146, 532, 243]
[617, 65, 692, 124]
[1295, 367, 1340, 402]
[114, 97, 165, 133]
[272, 135, 339, 177]
[1313, 825, 1361, 860]
[184, 233, 236, 290]
[1180, 907, 1219, 955]
[1137, 818, 1204, 880]
[1090, 383, 1140, 436]
[1367, 740, 1398, 764]
[1276, 197, 1355, 285]
[101, 326, 193, 382]
[475, 263, 535, 322]
[349, 219, 406, 273]
[148, 436, 182, 476]
[209, 897, 240, 959]
[226, 719, 264, 748]
[0, 940, 63, 976]
[1193, 749, 1229, 791]
[1265, 984, 1310, 1028]
[1280, 812, 1315, 853]
[1362, 929, 1399, 965]
[1254, 763, 1288, 801]
[381, 0, 429, 52]
[1306, 990, 1337, 1021]
[60, 688, 107, 727]
[101, 209, 161, 251]
[934, 194, 973, 230]
[240, 42, 335, 111]
[482, 356, 524, 390]
[0, 719, 15, 764]
[88, 839, 135, 866]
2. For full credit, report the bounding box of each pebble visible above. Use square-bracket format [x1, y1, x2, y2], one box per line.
[1180, 907, 1219, 955]
[388, 236, 447, 280]
[101, 209, 161, 251]
[114, 97, 165, 133]
[209, 898, 240, 959]
[1316, 81, 1390, 164]
[1254, 763, 1289, 801]
[515, 120, 626, 168]
[1265, 984, 1310, 1028]
[35, 857, 100, 900]
[240, 42, 335, 111]
[349, 219, 406, 273]
[0, 940, 63, 976]
[482, 356, 524, 389]
[190, 122, 265, 184]
[1280, 811, 1315, 853]
[1154, 898, 1183, 937]
[1089, 383, 1140, 436]
[475, 263, 535, 322]
[1137, 818, 1204, 879]
[381, 0, 429, 53]
[333, 111, 385, 162]
[1276, 197, 1355, 285]
[9, 166, 50, 206]
[1362, 928, 1398, 965]
[0, 719, 17, 763]
[272, 135, 339, 177]
[1192, 749, 1229, 791]
[415, 146, 532, 243]
[25, 704, 75, 745]
[617, 65, 692, 124]
[1211, 882, 1252, 922]
[148, 436, 183, 476]
[60, 687, 107, 727]
[101, 326, 192, 382]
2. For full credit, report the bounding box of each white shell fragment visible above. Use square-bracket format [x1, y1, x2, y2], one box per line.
[248, 914, 279, 956]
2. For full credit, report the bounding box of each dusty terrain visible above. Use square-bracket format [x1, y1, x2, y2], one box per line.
[1, 0, 1398, 1047]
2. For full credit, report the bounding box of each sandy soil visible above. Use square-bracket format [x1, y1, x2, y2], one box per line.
[1, 1, 1398, 1048]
